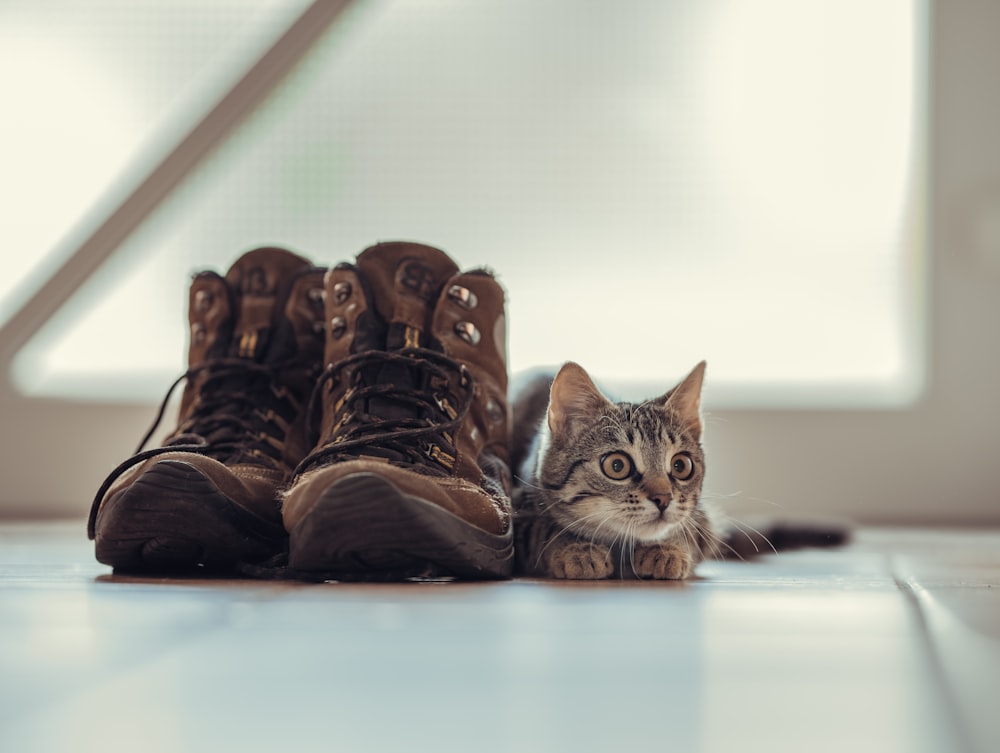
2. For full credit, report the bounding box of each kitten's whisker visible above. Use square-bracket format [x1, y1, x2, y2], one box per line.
[725, 517, 779, 556]
[534, 509, 615, 568]
[696, 519, 736, 561]
[678, 517, 705, 565]
[708, 530, 737, 561]
[698, 520, 720, 562]
[710, 493, 784, 511]
[513, 474, 545, 491]
[588, 510, 625, 577]
[608, 519, 629, 579]
[718, 519, 760, 557]
[626, 520, 639, 579]
[615, 524, 627, 578]
[589, 511, 620, 547]
[701, 489, 744, 501]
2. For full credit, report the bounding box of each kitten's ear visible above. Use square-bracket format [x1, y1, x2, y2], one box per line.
[547, 362, 612, 439]
[662, 361, 707, 441]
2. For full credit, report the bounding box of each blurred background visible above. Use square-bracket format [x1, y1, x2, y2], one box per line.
[0, 0, 997, 526]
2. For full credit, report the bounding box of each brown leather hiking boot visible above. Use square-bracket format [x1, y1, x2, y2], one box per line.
[88, 247, 326, 573]
[282, 241, 514, 579]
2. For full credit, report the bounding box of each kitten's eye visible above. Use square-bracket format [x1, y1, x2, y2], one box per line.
[600, 451, 634, 480]
[671, 453, 695, 480]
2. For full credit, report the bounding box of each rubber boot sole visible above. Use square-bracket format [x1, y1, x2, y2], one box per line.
[288, 472, 513, 580]
[94, 459, 287, 574]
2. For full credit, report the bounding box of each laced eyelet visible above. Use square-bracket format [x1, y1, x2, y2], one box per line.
[330, 316, 347, 340]
[447, 285, 478, 310]
[307, 287, 325, 305]
[191, 323, 207, 344]
[485, 398, 505, 425]
[454, 321, 480, 345]
[332, 281, 353, 305]
[333, 411, 353, 432]
[435, 395, 458, 419]
[194, 290, 214, 312]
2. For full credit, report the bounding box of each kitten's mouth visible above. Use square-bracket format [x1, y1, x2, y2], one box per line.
[641, 508, 682, 535]
[653, 508, 676, 524]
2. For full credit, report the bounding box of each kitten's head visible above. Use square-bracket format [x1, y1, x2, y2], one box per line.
[534, 361, 707, 545]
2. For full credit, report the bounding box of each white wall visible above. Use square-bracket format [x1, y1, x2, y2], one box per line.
[1, 0, 998, 524]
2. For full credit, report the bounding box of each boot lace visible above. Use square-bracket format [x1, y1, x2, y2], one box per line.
[87, 358, 304, 539]
[295, 348, 474, 477]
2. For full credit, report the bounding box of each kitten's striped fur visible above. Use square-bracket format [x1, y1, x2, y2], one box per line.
[512, 361, 721, 579]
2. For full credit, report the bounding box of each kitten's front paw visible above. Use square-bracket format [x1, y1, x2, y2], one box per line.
[549, 541, 614, 579]
[632, 544, 694, 580]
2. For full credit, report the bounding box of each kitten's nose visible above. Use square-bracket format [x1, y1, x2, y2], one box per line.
[648, 493, 672, 511]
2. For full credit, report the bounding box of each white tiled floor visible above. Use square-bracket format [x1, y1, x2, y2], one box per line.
[1, 522, 997, 753]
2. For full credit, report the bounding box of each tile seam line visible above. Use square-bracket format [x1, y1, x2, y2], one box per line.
[892, 559, 978, 753]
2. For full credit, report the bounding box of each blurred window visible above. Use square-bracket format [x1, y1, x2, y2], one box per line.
[8, 0, 924, 407]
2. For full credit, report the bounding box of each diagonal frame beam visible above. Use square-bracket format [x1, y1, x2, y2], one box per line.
[0, 0, 355, 376]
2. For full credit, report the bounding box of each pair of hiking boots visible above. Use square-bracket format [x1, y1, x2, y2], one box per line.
[87, 242, 513, 580]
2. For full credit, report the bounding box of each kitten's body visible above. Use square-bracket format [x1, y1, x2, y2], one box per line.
[512, 362, 719, 579]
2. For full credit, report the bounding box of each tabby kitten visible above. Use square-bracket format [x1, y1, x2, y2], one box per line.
[512, 361, 717, 580]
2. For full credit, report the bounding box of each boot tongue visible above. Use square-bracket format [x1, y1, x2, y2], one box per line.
[224, 247, 314, 364]
[355, 242, 460, 422]
[355, 242, 460, 350]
